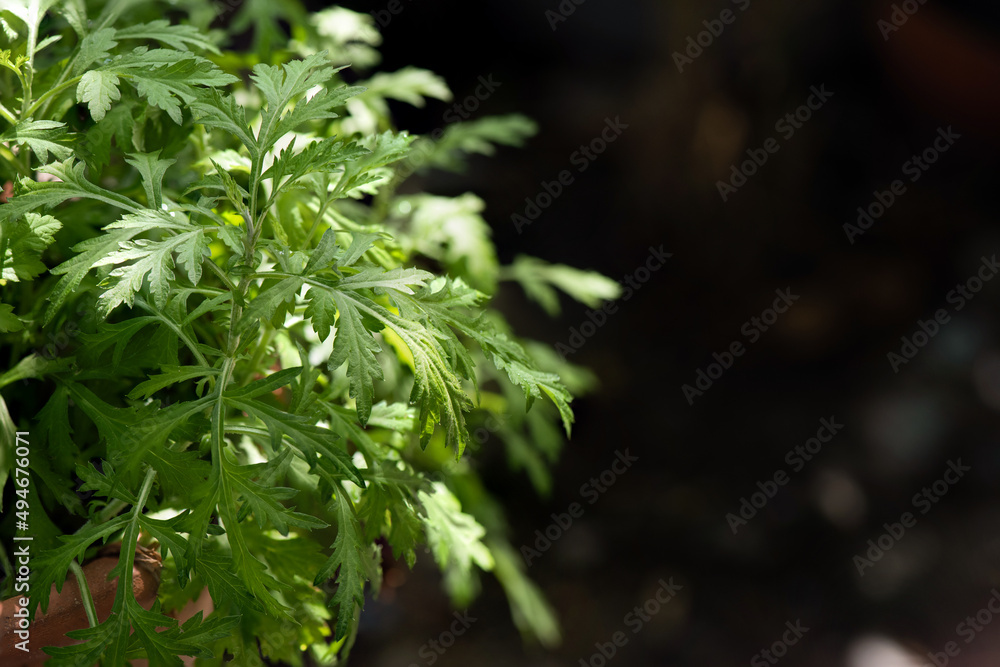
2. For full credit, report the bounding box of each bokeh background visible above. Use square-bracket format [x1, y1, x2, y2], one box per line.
[307, 0, 1000, 665]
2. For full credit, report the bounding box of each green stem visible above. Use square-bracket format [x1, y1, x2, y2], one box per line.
[134, 299, 211, 368]
[0, 101, 17, 125]
[203, 257, 243, 304]
[68, 560, 99, 628]
[98, 498, 128, 524]
[302, 192, 333, 247]
[241, 327, 275, 386]
[28, 77, 82, 118]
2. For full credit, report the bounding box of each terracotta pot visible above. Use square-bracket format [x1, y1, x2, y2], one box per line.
[0, 546, 161, 666]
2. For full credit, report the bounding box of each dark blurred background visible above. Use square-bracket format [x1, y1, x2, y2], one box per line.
[311, 1, 1000, 665]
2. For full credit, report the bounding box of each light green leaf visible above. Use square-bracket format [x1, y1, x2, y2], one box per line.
[77, 69, 121, 121]
[0, 212, 62, 282]
[419, 482, 494, 606]
[314, 487, 378, 640]
[124, 150, 176, 209]
[0, 119, 74, 163]
[505, 255, 622, 315]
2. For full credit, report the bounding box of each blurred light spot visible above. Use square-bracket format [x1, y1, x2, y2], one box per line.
[864, 395, 944, 471]
[845, 635, 924, 667]
[814, 468, 867, 530]
[691, 100, 748, 176]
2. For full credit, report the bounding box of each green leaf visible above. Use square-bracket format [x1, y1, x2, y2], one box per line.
[124, 150, 176, 209]
[314, 487, 378, 640]
[81, 48, 238, 124]
[418, 482, 494, 606]
[0, 212, 62, 281]
[489, 539, 561, 647]
[77, 69, 121, 122]
[401, 193, 498, 292]
[127, 365, 219, 400]
[71, 27, 117, 76]
[302, 228, 339, 275]
[505, 255, 622, 315]
[30, 516, 131, 615]
[325, 291, 383, 426]
[1, 159, 140, 224]
[91, 228, 209, 313]
[262, 136, 368, 193]
[223, 366, 302, 401]
[339, 266, 434, 295]
[240, 276, 303, 331]
[191, 89, 259, 157]
[34, 386, 75, 465]
[0, 119, 74, 163]
[303, 287, 337, 341]
[227, 461, 328, 535]
[226, 396, 365, 488]
[0, 303, 23, 332]
[115, 20, 222, 54]
[420, 114, 538, 172]
[251, 53, 362, 150]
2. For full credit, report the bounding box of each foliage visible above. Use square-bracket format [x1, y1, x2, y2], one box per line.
[0, 1, 616, 664]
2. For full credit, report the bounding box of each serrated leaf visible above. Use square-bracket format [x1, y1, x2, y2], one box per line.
[302, 228, 339, 276]
[191, 89, 258, 156]
[239, 276, 303, 332]
[0, 212, 61, 281]
[223, 366, 301, 401]
[71, 26, 117, 75]
[125, 150, 176, 209]
[92, 229, 208, 313]
[315, 488, 376, 640]
[418, 482, 494, 606]
[115, 20, 221, 54]
[227, 461, 328, 535]
[226, 397, 364, 487]
[420, 114, 538, 172]
[30, 516, 131, 615]
[339, 266, 434, 295]
[325, 291, 382, 425]
[0, 119, 74, 163]
[0, 303, 22, 332]
[262, 136, 368, 193]
[506, 254, 622, 316]
[78, 69, 121, 121]
[127, 365, 219, 400]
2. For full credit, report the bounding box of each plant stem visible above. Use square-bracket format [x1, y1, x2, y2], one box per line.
[0, 100, 18, 125]
[68, 560, 99, 628]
